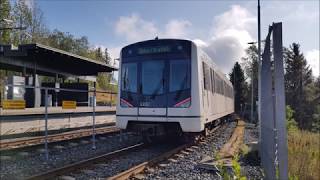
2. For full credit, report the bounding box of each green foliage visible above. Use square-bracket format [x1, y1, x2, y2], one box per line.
[284, 43, 314, 129]
[241, 45, 259, 106]
[215, 152, 247, 180]
[239, 144, 250, 156]
[0, 0, 11, 44]
[286, 105, 298, 131]
[229, 62, 247, 114]
[311, 105, 320, 132]
[232, 155, 247, 180]
[240, 45, 259, 122]
[0, 0, 118, 93]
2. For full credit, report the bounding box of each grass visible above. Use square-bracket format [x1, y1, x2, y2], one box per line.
[288, 129, 320, 180]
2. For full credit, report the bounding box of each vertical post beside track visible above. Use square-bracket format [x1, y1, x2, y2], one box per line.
[44, 88, 49, 160]
[92, 82, 96, 150]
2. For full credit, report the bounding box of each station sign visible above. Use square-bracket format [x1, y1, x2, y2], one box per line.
[62, 101, 77, 109]
[2, 100, 26, 109]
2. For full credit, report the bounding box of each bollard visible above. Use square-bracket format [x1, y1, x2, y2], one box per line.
[44, 88, 49, 160]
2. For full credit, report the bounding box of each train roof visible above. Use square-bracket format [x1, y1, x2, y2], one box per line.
[121, 38, 232, 88]
[121, 38, 194, 50]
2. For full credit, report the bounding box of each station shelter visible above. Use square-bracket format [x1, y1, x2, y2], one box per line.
[0, 43, 117, 108]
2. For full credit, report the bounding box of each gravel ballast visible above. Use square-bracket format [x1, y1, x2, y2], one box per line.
[1, 121, 264, 180]
[68, 143, 179, 180]
[144, 122, 237, 180]
[239, 123, 263, 179]
[144, 121, 263, 180]
[0, 132, 141, 180]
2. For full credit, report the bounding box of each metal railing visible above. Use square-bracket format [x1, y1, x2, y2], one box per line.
[1, 84, 117, 160]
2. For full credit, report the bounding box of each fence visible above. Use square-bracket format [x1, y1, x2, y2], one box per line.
[259, 22, 288, 179]
[1, 83, 117, 160]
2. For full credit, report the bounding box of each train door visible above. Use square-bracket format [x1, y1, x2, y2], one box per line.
[202, 62, 210, 118]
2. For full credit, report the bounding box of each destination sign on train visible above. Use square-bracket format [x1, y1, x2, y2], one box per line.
[138, 46, 171, 54]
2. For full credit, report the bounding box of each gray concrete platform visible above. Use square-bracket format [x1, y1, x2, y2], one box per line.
[0, 106, 115, 116]
[0, 106, 116, 136]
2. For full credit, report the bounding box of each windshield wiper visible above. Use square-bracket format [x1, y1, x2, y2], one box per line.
[150, 78, 164, 99]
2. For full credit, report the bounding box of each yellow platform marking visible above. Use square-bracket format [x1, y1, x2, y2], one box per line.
[62, 101, 77, 109]
[2, 100, 26, 109]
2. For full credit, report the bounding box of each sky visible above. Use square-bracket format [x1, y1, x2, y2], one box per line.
[28, 0, 319, 77]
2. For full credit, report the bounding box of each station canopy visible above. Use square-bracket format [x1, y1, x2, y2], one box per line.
[0, 43, 118, 77]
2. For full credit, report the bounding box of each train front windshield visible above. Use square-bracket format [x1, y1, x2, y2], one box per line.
[120, 40, 191, 108]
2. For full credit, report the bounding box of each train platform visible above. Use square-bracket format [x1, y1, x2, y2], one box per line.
[0, 106, 116, 117]
[0, 106, 116, 136]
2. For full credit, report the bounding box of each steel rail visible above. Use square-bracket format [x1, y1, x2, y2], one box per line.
[25, 143, 145, 180]
[0, 126, 119, 150]
[107, 143, 190, 180]
[108, 124, 223, 180]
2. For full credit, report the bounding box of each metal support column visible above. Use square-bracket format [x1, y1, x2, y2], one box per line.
[273, 22, 288, 180]
[44, 88, 49, 160]
[55, 74, 58, 107]
[92, 82, 96, 150]
[260, 26, 276, 180]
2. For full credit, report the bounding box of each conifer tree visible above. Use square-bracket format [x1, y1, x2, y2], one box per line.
[229, 62, 247, 114]
[284, 43, 313, 128]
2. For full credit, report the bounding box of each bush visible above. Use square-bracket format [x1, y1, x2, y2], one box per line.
[286, 105, 298, 131]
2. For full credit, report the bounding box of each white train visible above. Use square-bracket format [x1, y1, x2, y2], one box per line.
[116, 39, 234, 137]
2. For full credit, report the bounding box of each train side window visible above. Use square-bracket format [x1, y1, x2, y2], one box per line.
[214, 72, 218, 93]
[222, 82, 225, 96]
[217, 76, 220, 94]
[210, 69, 215, 93]
[202, 62, 206, 90]
[202, 62, 210, 90]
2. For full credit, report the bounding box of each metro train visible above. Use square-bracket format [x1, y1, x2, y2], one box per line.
[116, 39, 234, 138]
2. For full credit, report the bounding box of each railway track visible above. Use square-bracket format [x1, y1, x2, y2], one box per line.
[14, 119, 234, 180]
[108, 143, 192, 180]
[0, 126, 119, 150]
[26, 143, 145, 180]
[109, 125, 222, 180]
[24, 125, 223, 180]
[25, 141, 186, 180]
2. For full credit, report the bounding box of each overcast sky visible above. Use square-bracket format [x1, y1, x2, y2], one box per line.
[34, 0, 319, 77]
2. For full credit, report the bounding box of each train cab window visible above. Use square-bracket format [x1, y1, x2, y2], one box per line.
[121, 63, 137, 93]
[141, 61, 165, 95]
[169, 60, 190, 92]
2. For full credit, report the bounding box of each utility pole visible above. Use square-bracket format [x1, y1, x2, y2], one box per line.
[257, 0, 262, 141]
[251, 65, 254, 123]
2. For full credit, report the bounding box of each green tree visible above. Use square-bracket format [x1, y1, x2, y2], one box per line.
[229, 62, 247, 114]
[104, 48, 112, 65]
[95, 47, 104, 61]
[284, 43, 313, 129]
[241, 45, 258, 120]
[29, 1, 48, 43]
[0, 0, 11, 44]
[12, 0, 32, 44]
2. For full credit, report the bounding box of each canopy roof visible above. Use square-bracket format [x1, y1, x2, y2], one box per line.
[0, 43, 117, 77]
